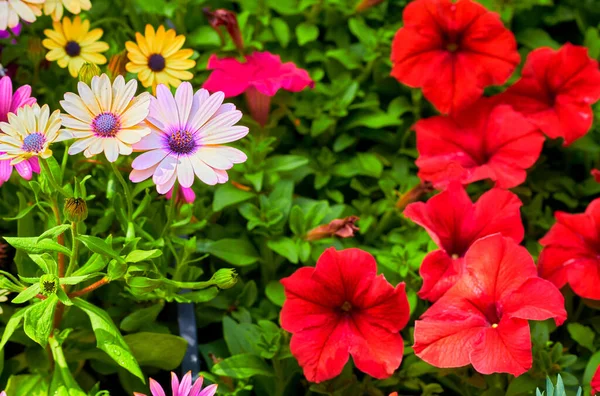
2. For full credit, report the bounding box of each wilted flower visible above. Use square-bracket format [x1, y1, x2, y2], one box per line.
[0, 104, 63, 165]
[305, 216, 359, 241]
[204, 52, 314, 126]
[211, 268, 238, 289]
[78, 62, 101, 85]
[125, 25, 195, 90]
[133, 372, 217, 396]
[130, 83, 248, 194]
[0, 76, 38, 186]
[203, 8, 244, 52]
[42, 16, 109, 77]
[59, 74, 151, 162]
[44, 0, 92, 21]
[64, 197, 88, 222]
[0, 0, 43, 31]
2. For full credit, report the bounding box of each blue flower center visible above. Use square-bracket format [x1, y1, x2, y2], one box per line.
[93, 113, 120, 138]
[168, 130, 196, 155]
[148, 54, 166, 72]
[22, 133, 46, 153]
[65, 41, 81, 57]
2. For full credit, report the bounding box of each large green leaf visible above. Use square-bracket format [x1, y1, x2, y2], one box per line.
[211, 354, 274, 378]
[197, 239, 260, 266]
[73, 298, 144, 382]
[4, 237, 71, 257]
[24, 294, 59, 347]
[124, 332, 187, 370]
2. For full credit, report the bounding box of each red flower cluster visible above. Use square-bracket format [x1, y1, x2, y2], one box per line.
[413, 235, 566, 376]
[404, 183, 524, 301]
[538, 198, 600, 300]
[280, 248, 409, 383]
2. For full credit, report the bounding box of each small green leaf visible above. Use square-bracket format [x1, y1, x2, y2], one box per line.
[73, 298, 144, 382]
[265, 281, 285, 307]
[0, 307, 29, 350]
[4, 237, 71, 257]
[3, 203, 38, 221]
[197, 239, 260, 266]
[72, 254, 107, 277]
[12, 283, 41, 304]
[5, 374, 49, 396]
[267, 238, 299, 264]
[120, 303, 164, 332]
[567, 323, 595, 351]
[264, 155, 309, 172]
[212, 183, 255, 211]
[77, 235, 122, 262]
[211, 353, 274, 378]
[124, 332, 187, 370]
[36, 225, 71, 243]
[296, 22, 319, 46]
[28, 254, 58, 275]
[24, 295, 59, 347]
[271, 17, 290, 47]
[125, 249, 162, 263]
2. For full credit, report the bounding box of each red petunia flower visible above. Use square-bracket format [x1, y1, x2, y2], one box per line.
[404, 183, 524, 302]
[415, 99, 545, 189]
[391, 0, 520, 114]
[497, 44, 600, 146]
[538, 198, 600, 300]
[592, 365, 600, 395]
[413, 234, 566, 377]
[593, 169, 600, 183]
[280, 247, 410, 383]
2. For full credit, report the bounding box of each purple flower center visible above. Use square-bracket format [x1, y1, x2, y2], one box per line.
[93, 113, 120, 138]
[22, 133, 46, 153]
[148, 54, 166, 72]
[168, 130, 196, 155]
[65, 41, 81, 57]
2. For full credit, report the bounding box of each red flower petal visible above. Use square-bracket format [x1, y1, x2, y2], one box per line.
[502, 277, 567, 325]
[289, 318, 351, 383]
[591, 365, 600, 395]
[538, 198, 600, 300]
[469, 317, 532, 376]
[416, 101, 544, 188]
[498, 43, 600, 145]
[405, 183, 523, 301]
[391, 0, 519, 114]
[355, 277, 410, 333]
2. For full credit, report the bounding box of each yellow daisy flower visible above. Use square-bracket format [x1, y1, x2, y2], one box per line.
[0, 0, 44, 30]
[44, 0, 92, 21]
[42, 16, 109, 78]
[125, 25, 196, 90]
[59, 74, 151, 163]
[0, 104, 63, 165]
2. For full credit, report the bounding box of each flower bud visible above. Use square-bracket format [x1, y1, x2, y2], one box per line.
[64, 197, 88, 222]
[39, 274, 59, 296]
[78, 63, 101, 85]
[27, 37, 44, 67]
[108, 50, 128, 79]
[211, 268, 238, 289]
[203, 8, 244, 52]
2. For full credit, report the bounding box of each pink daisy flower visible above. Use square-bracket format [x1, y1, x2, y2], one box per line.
[0, 76, 38, 186]
[203, 51, 314, 126]
[130, 82, 248, 194]
[134, 372, 217, 396]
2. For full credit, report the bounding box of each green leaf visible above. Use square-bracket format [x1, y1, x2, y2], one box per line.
[348, 17, 377, 48]
[197, 239, 260, 266]
[584, 27, 600, 60]
[24, 294, 59, 347]
[5, 374, 49, 396]
[28, 254, 58, 275]
[296, 22, 319, 46]
[516, 29, 560, 50]
[124, 332, 187, 370]
[77, 235, 122, 262]
[267, 238, 299, 264]
[120, 303, 164, 332]
[12, 283, 41, 304]
[125, 249, 162, 263]
[211, 354, 274, 378]
[37, 225, 71, 243]
[4, 237, 72, 257]
[289, 206, 305, 236]
[212, 183, 255, 211]
[187, 26, 221, 47]
[72, 254, 107, 277]
[73, 298, 144, 382]
[265, 281, 285, 307]
[271, 17, 290, 48]
[567, 323, 595, 351]
[3, 202, 38, 221]
[0, 307, 29, 350]
[583, 351, 600, 385]
[264, 155, 309, 172]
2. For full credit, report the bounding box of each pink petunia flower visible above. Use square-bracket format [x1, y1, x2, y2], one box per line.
[130, 83, 248, 194]
[0, 76, 38, 186]
[166, 185, 196, 204]
[203, 51, 314, 126]
[134, 372, 217, 396]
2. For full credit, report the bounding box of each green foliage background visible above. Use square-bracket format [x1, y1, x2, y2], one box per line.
[1, 0, 600, 394]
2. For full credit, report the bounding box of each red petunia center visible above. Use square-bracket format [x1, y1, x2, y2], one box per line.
[341, 301, 352, 312]
[446, 42, 459, 52]
[482, 303, 502, 327]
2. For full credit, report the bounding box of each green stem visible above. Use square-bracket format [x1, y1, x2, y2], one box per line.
[161, 278, 216, 290]
[160, 179, 179, 238]
[65, 222, 79, 277]
[40, 159, 70, 198]
[109, 162, 133, 219]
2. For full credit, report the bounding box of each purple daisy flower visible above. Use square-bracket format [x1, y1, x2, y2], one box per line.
[134, 372, 217, 396]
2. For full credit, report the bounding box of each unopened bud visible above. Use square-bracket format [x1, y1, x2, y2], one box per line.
[108, 50, 128, 79]
[203, 8, 244, 52]
[211, 268, 238, 289]
[27, 37, 44, 66]
[64, 197, 88, 222]
[39, 274, 59, 296]
[78, 63, 101, 85]
[355, 0, 385, 12]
